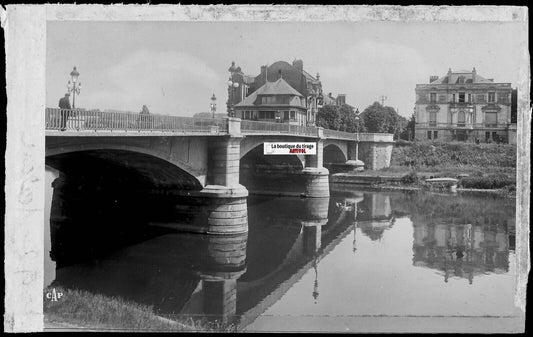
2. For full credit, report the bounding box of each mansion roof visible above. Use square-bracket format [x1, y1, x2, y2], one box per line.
[429, 68, 501, 85]
[235, 77, 305, 109]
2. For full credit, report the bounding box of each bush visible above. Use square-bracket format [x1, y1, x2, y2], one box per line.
[402, 171, 420, 185]
[390, 141, 516, 169]
[459, 174, 515, 189]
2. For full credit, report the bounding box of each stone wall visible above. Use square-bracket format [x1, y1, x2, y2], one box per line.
[359, 142, 393, 170]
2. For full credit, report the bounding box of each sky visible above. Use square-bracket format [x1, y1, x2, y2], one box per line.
[46, 20, 528, 118]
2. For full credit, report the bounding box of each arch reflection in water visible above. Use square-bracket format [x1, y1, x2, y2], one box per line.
[51, 230, 248, 323]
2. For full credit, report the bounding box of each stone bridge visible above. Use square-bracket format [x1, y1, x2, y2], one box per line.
[45, 108, 394, 235]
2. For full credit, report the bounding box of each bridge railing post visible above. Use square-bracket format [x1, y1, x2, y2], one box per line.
[227, 117, 242, 137]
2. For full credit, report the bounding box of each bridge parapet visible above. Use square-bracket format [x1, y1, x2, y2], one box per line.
[45, 108, 228, 135]
[323, 129, 394, 143]
[240, 120, 317, 137]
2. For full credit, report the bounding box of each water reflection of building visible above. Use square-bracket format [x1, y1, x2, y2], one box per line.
[412, 222, 510, 284]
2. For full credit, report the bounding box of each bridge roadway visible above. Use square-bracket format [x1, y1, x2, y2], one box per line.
[45, 108, 394, 235]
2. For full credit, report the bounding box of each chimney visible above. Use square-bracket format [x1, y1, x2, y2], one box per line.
[337, 94, 346, 106]
[293, 59, 303, 71]
[429, 75, 439, 83]
[260, 65, 267, 82]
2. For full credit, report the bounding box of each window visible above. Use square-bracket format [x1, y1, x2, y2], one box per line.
[452, 94, 456, 102]
[433, 131, 438, 139]
[427, 131, 432, 140]
[467, 93, 472, 102]
[497, 92, 508, 103]
[283, 111, 289, 120]
[458, 92, 465, 103]
[258, 111, 275, 119]
[430, 93, 437, 102]
[429, 111, 437, 126]
[485, 112, 497, 127]
[261, 96, 276, 104]
[488, 92, 496, 103]
[456, 130, 467, 141]
[290, 111, 296, 119]
[457, 111, 466, 127]
[485, 132, 491, 141]
[457, 76, 465, 84]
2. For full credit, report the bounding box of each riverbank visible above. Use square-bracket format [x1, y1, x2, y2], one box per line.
[331, 172, 516, 198]
[44, 286, 237, 332]
[335, 140, 517, 196]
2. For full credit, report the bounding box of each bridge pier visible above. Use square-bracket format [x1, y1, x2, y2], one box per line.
[201, 121, 248, 235]
[359, 141, 394, 170]
[302, 133, 330, 198]
[345, 141, 365, 171]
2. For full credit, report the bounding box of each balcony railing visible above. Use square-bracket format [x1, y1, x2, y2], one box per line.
[45, 108, 228, 134]
[417, 122, 509, 129]
[240, 120, 317, 136]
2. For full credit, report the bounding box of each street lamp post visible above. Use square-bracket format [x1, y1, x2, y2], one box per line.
[210, 93, 217, 119]
[354, 108, 360, 161]
[67, 66, 81, 108]
[227, 61, 240, 118]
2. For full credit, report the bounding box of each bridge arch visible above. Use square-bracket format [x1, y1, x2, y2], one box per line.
[323, 142, 348, 164]
[240, 136, 305, 168]
[46, 139, 206, 187]
[46, 148, 203, 190]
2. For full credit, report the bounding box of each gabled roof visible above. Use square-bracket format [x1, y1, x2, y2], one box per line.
[236, 77, 303, 107]
[430, 70, 494, 84]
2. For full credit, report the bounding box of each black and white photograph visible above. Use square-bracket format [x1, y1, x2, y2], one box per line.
[3, 5, 530, 333]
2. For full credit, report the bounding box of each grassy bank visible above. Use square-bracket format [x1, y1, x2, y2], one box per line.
[380, 141, 516, 192]
[44, 286, 237, 332]
[391, 140, 516, 173]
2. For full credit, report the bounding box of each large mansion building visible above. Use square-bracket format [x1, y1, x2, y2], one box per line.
[414, 68, 516, 143]
[229, 60, 343, 126]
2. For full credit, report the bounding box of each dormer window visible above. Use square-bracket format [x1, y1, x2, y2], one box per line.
[457, 76, 466, 84]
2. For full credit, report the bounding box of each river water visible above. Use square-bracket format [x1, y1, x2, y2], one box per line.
[44, 168, 520, 332]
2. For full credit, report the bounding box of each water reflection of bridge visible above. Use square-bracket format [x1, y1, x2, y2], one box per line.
[48, 189, 515, 329]
[50, 191, 395, 327]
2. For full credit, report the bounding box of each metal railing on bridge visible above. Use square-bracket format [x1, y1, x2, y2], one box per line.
[45, 108, 228, 134]
[45, 108, 393, 141]
[240, 120, 317, 137]
[323, 129, 394, 142]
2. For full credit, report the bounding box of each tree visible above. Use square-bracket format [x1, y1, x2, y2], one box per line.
[317, 104, 366, 133]
[316, 104, 342, 130]
[402, 113, 416, 140]
[360, 101, 408, 139]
